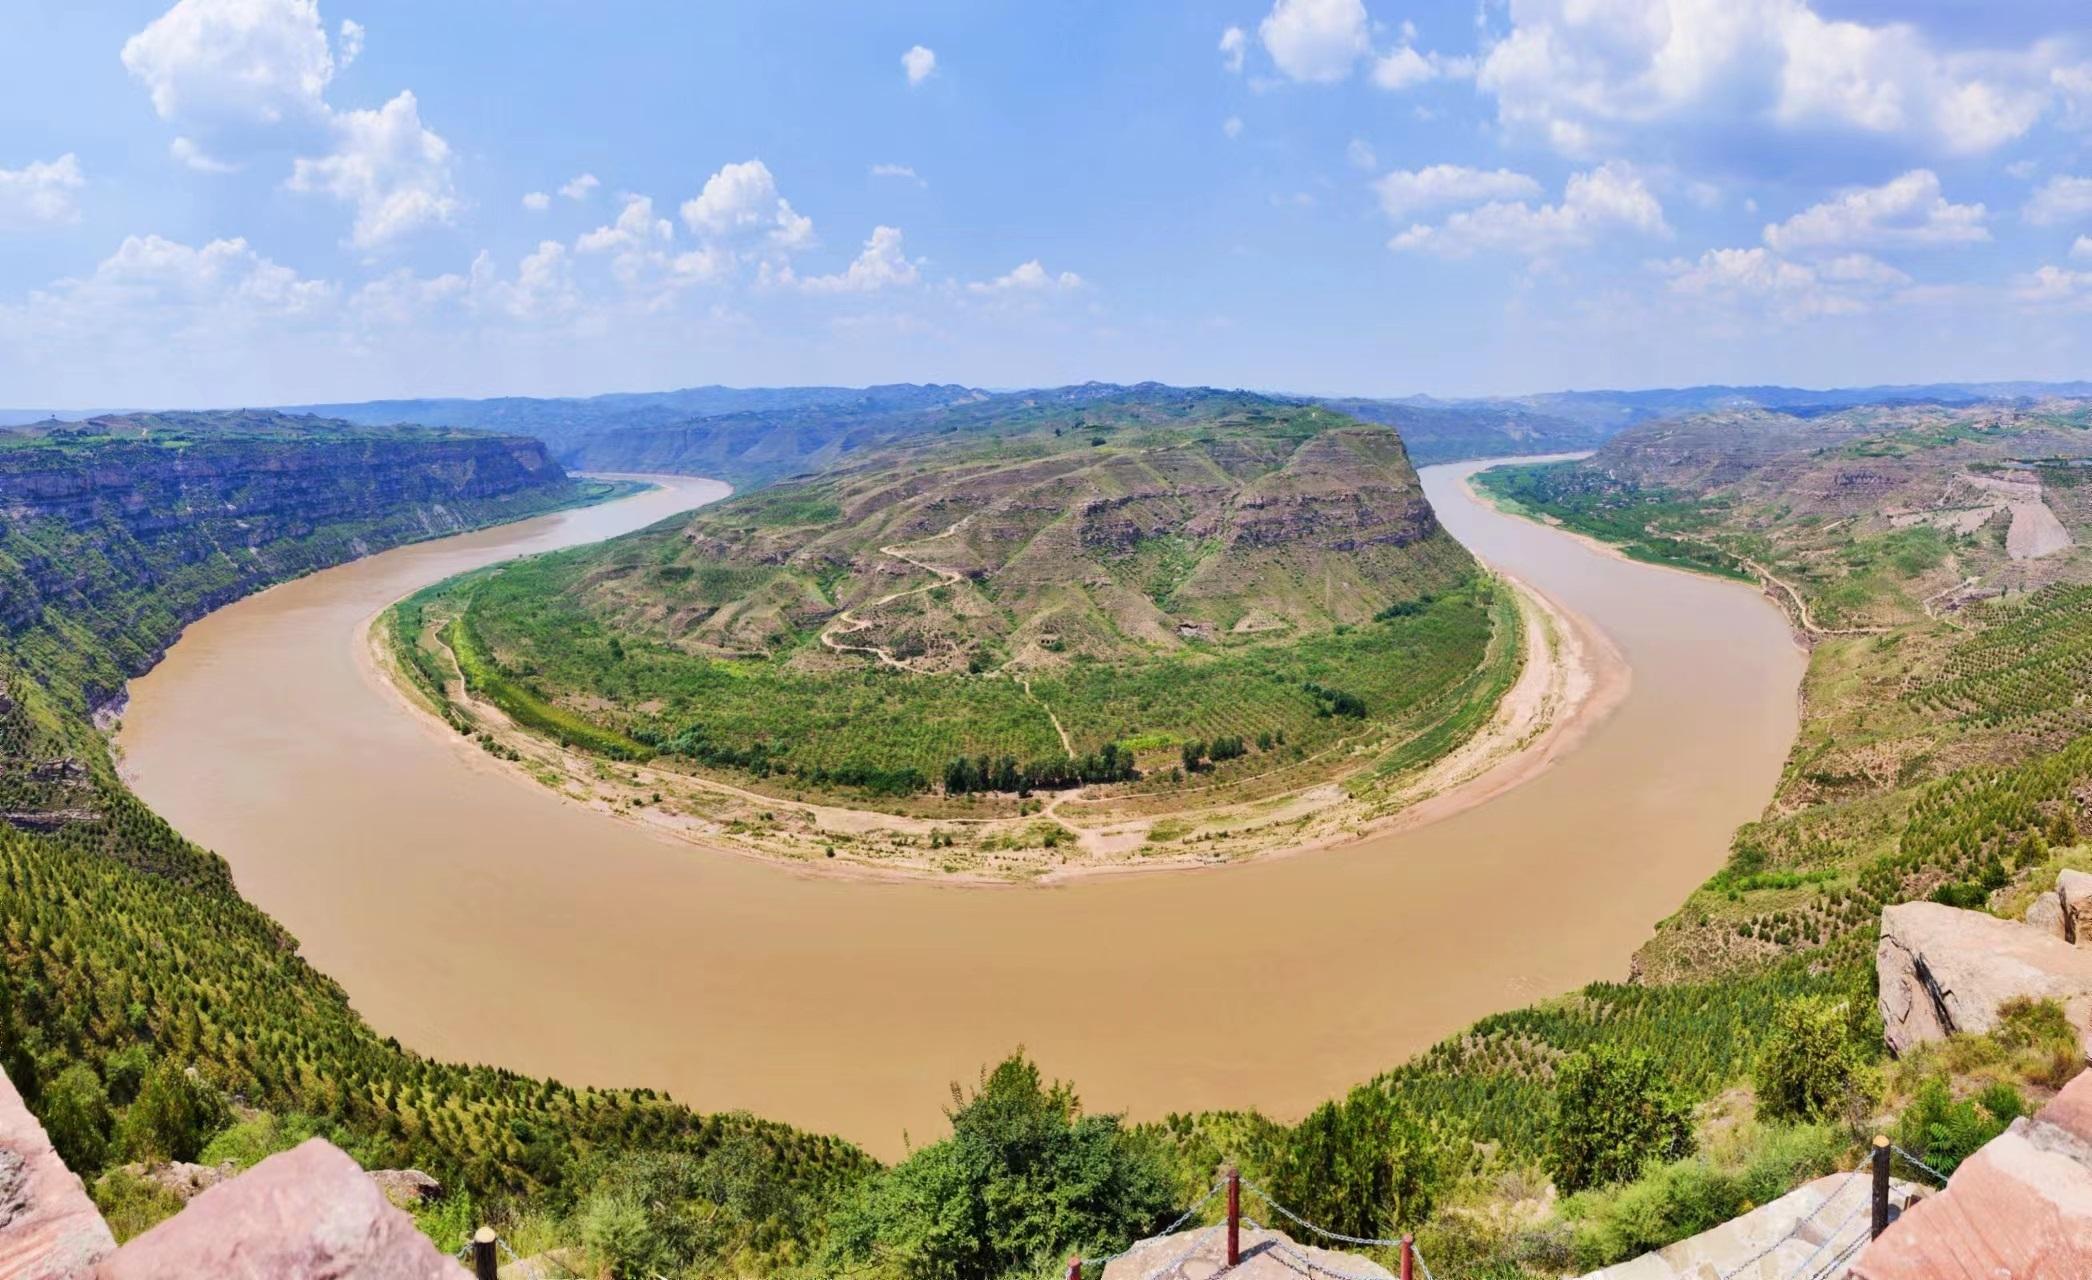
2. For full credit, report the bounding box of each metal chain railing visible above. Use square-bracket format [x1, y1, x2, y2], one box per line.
[1776, 1195, 1869, 1280]
[1890, 1143, 1953, 1187]
[1238, 1177, 1411, 1249]
[1080, 1178, 1230, 1268]
[1715, 1167, 1862, 1280]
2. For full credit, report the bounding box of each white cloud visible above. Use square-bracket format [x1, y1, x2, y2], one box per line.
[288, 90, 458, 250]
[2025, 175, 2092, 227]
[560, 172, 600, 201]
[21, 234, 334, 332]
[1476, 0, 2058, 158]
[782, 226, 919, 294]
[472, 241, 580, 321]
[2074, 235, 2092, 261]
[680, 159, 813, 251]
[1661, 245, 1912, 319]
[576, 194, 672, 256]
[1371, 46, 1435, 92]
[1374, 164, 1540, 218]
[126, 4, 459, 249]
[1346, 138, 1377, 171]
[968, 260, 1083, 294]
[1223, 116, 1244, 140]
[1761, 170, 1987, 254]
[521, 190, 550, 211]
[1259, 0, 1370, 84]
[571, 195, 724, 299]
[1371, 45, 1470, 92]
[350, 266, 467, 327]
[0, 154, 85, 228]
[902, 45, 937, 87]
[1390, 163, 1667, 257]
[1220, 26, 1247, 74]
[871, 163, 924, 185]
[2014, 263, 2092, 307]
[337, 17, 364, 69]
[170, 136, 238, 173]
[121, 0, 336, 127]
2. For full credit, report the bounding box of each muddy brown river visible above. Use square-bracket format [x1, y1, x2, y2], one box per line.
[118, 462, 1803, 1158]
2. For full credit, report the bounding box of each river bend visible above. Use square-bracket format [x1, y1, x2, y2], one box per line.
[117, 463, 1803, 1157]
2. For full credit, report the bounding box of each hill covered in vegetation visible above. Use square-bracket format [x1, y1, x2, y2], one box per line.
[1476, 399, 2092, 987]
[392, 390, 1519, 872]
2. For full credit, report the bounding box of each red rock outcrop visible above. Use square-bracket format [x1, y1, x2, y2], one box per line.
[0, 1062, 116, 1280]
[1875, 901, 2092, 1058]
[94, 1139, 462, 1280]
[1849, 1068, 2092, 1280]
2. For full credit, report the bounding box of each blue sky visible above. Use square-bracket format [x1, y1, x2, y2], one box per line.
[3, 1, 2091, 407]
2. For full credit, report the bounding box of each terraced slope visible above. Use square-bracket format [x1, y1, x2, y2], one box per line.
[1475, 398, 2092, 981]
[1481, 399, 2092, 631]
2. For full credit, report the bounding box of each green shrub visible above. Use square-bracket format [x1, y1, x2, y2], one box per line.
[581, 1193, 666, 1278]
[1994, 997, 2081, 1089]
[825, 1053, 1177, 1280]
[90, 1167, 186, 1242]
[1754, 997, 1872, 1122]
[1275, 1085, 1445, 1240]
[1547, 1047, 1694, 1194]
[1563, 1122, 1843, 1268]
[1894, 1077, 2023, 1175]
[117, 1060, 227, 1164]
[42, 1064, 113, 1173]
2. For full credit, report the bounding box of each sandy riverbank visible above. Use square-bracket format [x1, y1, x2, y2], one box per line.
[362, 551, 1627, 885]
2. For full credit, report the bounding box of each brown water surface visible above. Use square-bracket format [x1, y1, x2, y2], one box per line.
[118, 462, 1803, 1158]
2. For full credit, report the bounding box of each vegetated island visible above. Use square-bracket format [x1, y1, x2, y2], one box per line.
[377, 389, 1607, 879]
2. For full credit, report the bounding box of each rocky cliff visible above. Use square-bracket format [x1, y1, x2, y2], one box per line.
[0, 412, 595, 713]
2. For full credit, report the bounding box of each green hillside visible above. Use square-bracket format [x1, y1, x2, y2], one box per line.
[425, 391, 1492, 809]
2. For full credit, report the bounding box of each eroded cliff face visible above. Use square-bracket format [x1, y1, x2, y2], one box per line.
[0, 418, 588, 712]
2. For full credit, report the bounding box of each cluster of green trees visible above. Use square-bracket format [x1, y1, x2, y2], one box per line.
[1473, 464, 1747, 580]
[940, 743, 1138, 795]
[1300, 682, 1368, 719]
[1177, 735, 1247, 772]
[826, 1056, 1178, 1279]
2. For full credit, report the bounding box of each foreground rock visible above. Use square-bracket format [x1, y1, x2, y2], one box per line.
[0, 1063, 116, 1280]
[96, 1139, 461, 1280]
[1851, 1067, 2092, 1279]
[1577, 1170, 1915, 1280]
[1875, 901, 2092, 1058]
[2061, 869, 2092, 945]
[1099, 1223, 1394, 1280]
[2021, 869, 2092, 944]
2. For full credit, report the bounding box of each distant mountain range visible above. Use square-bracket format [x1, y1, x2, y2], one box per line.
[8, 378, 2090, 478]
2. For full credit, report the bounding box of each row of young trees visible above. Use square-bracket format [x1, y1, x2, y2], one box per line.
[941, 742, 1138, 795]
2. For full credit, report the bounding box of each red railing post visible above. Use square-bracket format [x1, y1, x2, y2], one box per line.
[1400, 1233, 1414, 1280]
[1871, 1135, 1892, 1239]
[1065, 1255, 1082, 1280]
[1225, 1165, 1241, 1267]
